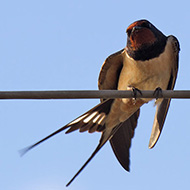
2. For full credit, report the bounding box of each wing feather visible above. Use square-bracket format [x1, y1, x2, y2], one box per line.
[149, 36, 179, 148]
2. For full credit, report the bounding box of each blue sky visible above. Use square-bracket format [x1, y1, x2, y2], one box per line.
[0, 1, 190, 190]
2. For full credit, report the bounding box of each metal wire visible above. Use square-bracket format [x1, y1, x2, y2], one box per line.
[0, 90, 189, 99]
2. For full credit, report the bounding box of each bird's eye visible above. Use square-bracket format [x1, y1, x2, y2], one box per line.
[126, 29, 132, 36]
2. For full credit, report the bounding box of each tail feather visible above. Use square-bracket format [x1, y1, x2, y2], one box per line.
[66, 123, 121, 187]
[66, 99, 113, 133]
[19, 99, 114, 156]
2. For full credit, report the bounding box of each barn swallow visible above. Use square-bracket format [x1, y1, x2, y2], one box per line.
[21, 19, 180, 186]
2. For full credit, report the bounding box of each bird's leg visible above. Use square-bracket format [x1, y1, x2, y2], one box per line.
[153, 87, 163, 100]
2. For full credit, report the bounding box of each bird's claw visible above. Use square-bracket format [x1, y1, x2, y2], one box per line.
[127, 87, 142, 104]
[132, 87, 142, 100]
[153, 87, 163, 100]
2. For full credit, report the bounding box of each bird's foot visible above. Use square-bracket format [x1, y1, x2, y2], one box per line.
[153, 87, 163, 100]
[127, 86, 142, 104]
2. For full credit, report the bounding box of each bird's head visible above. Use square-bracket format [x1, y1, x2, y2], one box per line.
[126, 19, 167, 60]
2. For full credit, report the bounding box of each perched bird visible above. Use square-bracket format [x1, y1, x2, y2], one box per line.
[21, 19, 180, 186]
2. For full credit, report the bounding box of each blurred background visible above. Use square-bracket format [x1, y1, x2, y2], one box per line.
[0, 1, 189, 189]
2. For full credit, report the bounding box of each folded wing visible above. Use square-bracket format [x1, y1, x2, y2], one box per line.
[149, 36, 179, 148]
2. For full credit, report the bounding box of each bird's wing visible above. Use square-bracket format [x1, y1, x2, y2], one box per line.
[149, 36, 179, 148]
[98, 49, 124, 91]
[98, 49, 140, 171]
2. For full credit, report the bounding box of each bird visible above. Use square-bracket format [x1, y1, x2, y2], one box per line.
[20, 19, 180, 186]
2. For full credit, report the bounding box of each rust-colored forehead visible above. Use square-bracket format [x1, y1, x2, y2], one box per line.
[127, 20, 148, 31]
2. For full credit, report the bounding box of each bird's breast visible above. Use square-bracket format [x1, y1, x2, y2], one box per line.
[118, 39, 174, 92]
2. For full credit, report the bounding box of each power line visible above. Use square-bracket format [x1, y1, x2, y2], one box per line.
[0, 90, 189, 99]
